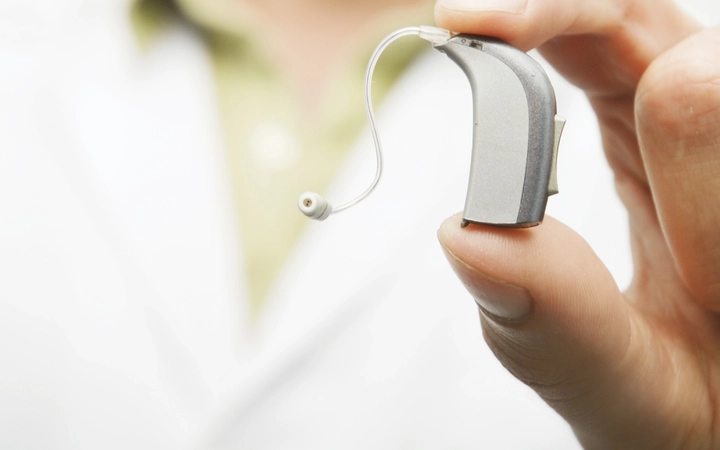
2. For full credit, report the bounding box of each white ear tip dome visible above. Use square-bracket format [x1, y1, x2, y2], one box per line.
[298, 192, 332, 221]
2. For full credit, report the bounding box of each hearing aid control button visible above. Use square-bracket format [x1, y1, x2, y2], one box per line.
[548, 115, 566, 196]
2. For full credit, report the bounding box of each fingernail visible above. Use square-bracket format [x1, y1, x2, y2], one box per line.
[441, 246, 532, 321]
[437, 0, 527, 13]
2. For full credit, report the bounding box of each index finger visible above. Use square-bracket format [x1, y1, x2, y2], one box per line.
[434, 0, 702, 215]
[434, 0, 697, 53]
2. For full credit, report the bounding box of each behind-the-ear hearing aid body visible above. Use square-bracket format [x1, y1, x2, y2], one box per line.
[298, 26, 565, 228]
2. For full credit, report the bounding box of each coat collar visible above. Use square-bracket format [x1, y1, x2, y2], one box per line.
[63, 17, 249, 401]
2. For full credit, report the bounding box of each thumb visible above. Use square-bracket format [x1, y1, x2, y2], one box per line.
[438, 214, 636, 446]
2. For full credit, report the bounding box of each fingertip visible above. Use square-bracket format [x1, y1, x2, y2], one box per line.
[438, 213, 545, 284]
[436, 212, 464, 250]
[434, 0, 578, 51]
[437, 214, 623, 321]
[434, 4, 544, 50]
[434, 0, 631, 51]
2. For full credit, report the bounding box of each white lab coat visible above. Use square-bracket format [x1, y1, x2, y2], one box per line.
[0, 1, 717, 449]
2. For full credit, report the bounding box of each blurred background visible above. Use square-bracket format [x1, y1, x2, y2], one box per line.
[0, 0, 719, 448]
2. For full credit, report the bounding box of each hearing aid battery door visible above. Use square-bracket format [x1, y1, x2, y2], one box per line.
[435, 35, 560, 228]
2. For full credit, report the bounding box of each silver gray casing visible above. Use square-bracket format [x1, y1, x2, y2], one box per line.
[435, 35, 559, 228]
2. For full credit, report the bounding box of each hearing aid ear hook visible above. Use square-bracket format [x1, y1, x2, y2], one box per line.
[298, 26, 454, 221]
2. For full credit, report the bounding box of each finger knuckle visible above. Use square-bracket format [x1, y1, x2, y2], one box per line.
[637, 33, 720, 131]
[481, 322, 577, 398]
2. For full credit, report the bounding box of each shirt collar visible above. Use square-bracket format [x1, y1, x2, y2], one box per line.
[130, 0, 433, 54]
[130, 0, 178, 48]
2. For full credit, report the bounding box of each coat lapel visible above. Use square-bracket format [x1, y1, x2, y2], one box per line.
[64, 16, 249, 411]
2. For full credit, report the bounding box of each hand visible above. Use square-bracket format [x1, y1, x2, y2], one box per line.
[434, 0, 720, 448]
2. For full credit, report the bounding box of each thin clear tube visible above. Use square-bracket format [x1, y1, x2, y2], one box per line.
[330, 26, 422, 213]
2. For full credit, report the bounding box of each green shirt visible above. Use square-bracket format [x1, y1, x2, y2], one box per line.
[131, 0, 428, 314]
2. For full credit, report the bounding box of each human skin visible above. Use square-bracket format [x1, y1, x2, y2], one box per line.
[174, 0, 430, 114]
[436, 0, 720, 448]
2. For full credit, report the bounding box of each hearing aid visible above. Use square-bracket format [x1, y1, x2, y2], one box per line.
[298, 26, 565, 228]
